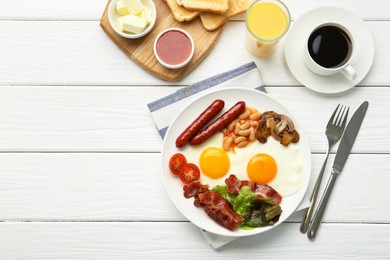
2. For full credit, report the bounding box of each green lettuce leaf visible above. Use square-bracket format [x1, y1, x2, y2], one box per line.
[242, 197, 282, 227]
[231, 186, 256, 215]
[212, 185, 236, 204]
[213, 184, 282, 228]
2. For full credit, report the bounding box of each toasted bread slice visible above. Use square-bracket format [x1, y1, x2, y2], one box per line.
[165, 0, 200, 22]
[200, 0, 248, 31]
[176, 0, 229, 14]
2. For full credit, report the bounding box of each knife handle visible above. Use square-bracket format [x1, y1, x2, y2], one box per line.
[307, 169, 339, 240]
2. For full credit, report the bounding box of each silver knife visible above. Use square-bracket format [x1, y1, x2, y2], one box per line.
[307, 101, 369, 240]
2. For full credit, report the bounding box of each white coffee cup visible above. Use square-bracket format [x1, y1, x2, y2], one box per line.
[304, 23, 357, 81]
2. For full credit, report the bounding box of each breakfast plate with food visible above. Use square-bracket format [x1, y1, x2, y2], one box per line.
[161, 88, 311, 237]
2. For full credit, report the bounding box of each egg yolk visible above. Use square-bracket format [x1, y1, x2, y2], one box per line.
[199, 147, 230, 179]
[247, 153, 277, 184]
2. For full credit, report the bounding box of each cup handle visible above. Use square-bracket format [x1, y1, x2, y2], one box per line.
[341, 65, 357, 81]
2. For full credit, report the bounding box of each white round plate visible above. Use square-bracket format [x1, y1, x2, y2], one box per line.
[284, 6, 375, 94]
[161, 88, 311, 237]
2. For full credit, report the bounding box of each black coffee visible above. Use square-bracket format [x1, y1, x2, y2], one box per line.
[308, 25, 352, 68]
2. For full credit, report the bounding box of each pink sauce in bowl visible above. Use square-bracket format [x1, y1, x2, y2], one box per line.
[154, 28, 194, 69]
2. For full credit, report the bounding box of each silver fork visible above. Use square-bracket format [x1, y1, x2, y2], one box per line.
[300, 104, 349, 233]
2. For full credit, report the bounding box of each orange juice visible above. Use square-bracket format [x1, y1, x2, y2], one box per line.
[245, 0, 290, 57]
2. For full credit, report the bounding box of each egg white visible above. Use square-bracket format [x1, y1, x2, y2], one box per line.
[184, 134, 227, 188]
[183, 132, 304, 197]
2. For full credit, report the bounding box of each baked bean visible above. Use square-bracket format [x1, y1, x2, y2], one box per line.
[223, 137, 234, 151]
[251, 121, 259, 128]
[249, 112, 261, 120]
[239, 129, 251, 136]
[234, 136, 246, 144]
[221, 106, 261, 151]
[227, 119, 237, 131]
[237, 140, 249, 148]
[239, 109, 251, 119]
[234, 122, 240, 135]
[249, 127, 256, 141]
[221, 128, 228, 135]
[240, 121, 251, 130]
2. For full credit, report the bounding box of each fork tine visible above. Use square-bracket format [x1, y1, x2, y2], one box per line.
[340, 107, 349, 128]
[335, 105, 346, 126]
[327, 104, 340, 128]
[336, 105, 348, 126]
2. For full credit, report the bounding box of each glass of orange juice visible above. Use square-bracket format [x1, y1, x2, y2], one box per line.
[245, 0, 291, 57]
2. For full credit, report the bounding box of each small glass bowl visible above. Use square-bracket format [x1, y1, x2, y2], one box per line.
[154, 28, 195, 70]
[108, 0, 157, 39]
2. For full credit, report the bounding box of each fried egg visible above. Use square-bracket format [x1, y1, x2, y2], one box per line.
[199, 147, 230, 179]
[184, 132, 304, 197]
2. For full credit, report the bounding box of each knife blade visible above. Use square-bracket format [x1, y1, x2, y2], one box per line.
[307, 101, 369, 240]
[332, 101, 369, 174]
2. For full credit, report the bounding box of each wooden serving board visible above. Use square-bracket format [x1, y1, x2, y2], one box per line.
[100, 0, 224, 82]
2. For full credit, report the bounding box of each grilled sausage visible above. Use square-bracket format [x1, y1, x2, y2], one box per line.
[175, 99, 225, 148]
[190, 101, 246, 146]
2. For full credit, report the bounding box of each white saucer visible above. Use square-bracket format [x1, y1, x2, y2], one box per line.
[284, 6, 375, 94]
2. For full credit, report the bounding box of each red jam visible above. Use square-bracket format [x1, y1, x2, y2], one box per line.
[156, 30, 192, 66]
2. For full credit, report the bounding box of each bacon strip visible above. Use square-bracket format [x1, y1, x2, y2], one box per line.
[183, 181, 209, 198]
[197, 191, 243, 231]
[183, 175, 281, 231]
[254, 185, 282, 204]
[225, 174, 282, 204]
[225, 174, 242, 193]
[184, 182, 243, 230]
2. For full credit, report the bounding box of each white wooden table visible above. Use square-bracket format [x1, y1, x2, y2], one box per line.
[1, 0, 389, 258]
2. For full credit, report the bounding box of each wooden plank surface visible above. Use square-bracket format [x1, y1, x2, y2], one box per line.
[0, 222, 389, 259]
[0, 86, 387, 152]
[0, 153, 388, 222]
[0, 0, 388, 258]
[0, 21, 388, 85]
[1, 0, 389, 20]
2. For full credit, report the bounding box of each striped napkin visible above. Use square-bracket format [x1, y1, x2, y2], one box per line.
[147, 62, 310, 248]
